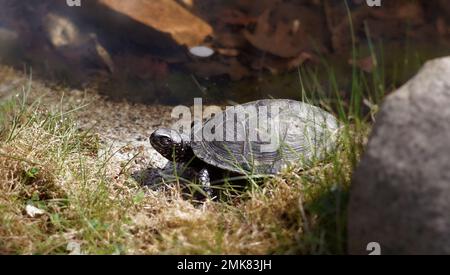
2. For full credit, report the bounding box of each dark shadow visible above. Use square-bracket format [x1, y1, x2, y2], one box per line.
[131, 162, 250, 202]
[0, 0, 203, 104]
[131, 165, 213, 201]
[301, 185, 349, 254]
[132, 167, 164, 189]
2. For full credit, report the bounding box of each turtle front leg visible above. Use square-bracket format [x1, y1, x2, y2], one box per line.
[196, 168, 213, 198]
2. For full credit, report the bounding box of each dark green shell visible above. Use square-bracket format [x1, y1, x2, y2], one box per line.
[191, 99, 340, 175]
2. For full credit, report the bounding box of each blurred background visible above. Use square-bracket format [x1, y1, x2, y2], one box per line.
[0, 0, 450, 104]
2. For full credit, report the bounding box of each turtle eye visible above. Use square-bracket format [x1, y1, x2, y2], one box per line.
[159, 136, 173, 146]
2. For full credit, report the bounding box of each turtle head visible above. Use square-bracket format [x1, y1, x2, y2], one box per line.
[150, 128, 192, 162]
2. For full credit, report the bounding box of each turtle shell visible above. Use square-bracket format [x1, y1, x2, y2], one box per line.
[191, 99, 340, 174]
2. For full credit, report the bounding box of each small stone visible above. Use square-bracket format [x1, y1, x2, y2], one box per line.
[189, 46, 215, 58]
[25, 205, 45, 218]
[67, 241, 83, 255]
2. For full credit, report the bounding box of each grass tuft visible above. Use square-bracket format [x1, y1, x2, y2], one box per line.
[0, 89, 366, 254]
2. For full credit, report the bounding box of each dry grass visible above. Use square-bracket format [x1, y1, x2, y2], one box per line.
[0, 89, 367, 255]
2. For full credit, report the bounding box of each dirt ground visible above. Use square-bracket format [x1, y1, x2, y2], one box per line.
[0, 65, 174, 180]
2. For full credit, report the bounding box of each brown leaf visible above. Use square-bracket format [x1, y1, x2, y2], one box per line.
[369, 2, 424, 24]
[243, 9, 310, 58]
[99, 0, 212, 46]
[218, 9, 257, 26]
[252, 52, 314, 74]
[436, 17, 449, 36]
[287, 52, 314, 70]
[214, 31, 247, 48]
[216, 48, 240, 57]
[395, 2, 424, 23]
[349, 56, 376, 73]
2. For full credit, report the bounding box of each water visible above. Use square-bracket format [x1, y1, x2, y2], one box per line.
[0, 0, 450, 106]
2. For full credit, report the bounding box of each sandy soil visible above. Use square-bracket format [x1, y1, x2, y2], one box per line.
[0, 65, 177, 181]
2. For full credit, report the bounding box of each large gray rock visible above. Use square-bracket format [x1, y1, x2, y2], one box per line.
[348, 57, 450, 255]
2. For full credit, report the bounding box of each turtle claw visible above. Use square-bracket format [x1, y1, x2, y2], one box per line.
[197, 168, 213, 198]
[152, 163, 213, 200]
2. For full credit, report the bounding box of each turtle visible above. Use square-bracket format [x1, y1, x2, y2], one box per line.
[149, 99, 340, 196]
